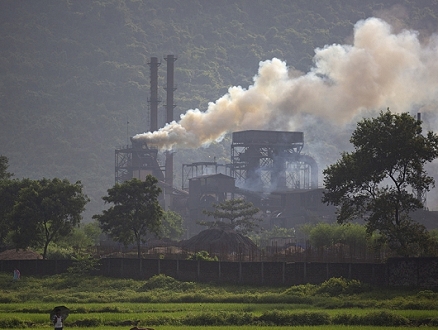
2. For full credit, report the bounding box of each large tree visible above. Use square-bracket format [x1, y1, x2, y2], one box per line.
[0, 179, 32, 249]
[322, 110, 438, 256]
[9, 178, 89, 259]
[93, 176, 163, 258]
[201, 198, 261, 235]
[160, 210, 185, 240]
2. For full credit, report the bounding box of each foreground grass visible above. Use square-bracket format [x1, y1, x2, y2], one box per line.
[1, 272, 438, 328]
[6, 327, 437, 330]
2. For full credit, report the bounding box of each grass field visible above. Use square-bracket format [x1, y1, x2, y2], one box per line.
[6, 327, 438, 330]
[1, 271, 438, 329]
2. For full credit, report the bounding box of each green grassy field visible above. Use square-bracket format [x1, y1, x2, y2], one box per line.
[6, 327, 438, 330]
[1, 272, 438, 329]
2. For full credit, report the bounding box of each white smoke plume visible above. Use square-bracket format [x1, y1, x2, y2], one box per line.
[133, 17, 438, 150]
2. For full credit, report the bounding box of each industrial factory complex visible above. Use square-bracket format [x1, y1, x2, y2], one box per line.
[114, 55, 336, 238]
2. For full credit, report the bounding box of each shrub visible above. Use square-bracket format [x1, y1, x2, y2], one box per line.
[283, 283, 316, 296]
[361, 311, 410, 326]
[67, 255, 101, 276]
[417, 289, 437, 299]
[0, 317, 30, 328]
[429, 317, 438, 326]
[333, 311, 410, 326]
[138, 274, 196, 292]
[45, 246, 73, 260]
[317, 277, 347, 296]
[186, 250, 218, 261]
[257, 310, 330, 326]
[0, 294, 17, 303]
[316, 277, 369, 296]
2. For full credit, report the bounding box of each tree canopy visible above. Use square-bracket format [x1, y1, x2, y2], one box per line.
[322, 110, 438, 256]
[0, 178, 32, 249]
[201, 198, 261, 235]
[160, 210, 185, 240]
[8, 178, 89, 259]
[93, 176, 164, 258]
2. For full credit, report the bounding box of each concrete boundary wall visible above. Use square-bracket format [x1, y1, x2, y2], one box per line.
[1, 257, 437, 287]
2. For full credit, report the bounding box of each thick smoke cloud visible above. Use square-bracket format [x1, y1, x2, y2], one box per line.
[133, 17, 438, 150]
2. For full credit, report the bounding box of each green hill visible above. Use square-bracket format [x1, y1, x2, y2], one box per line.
[1, 0, 437, 220]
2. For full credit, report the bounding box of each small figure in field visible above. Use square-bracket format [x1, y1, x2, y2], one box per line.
[13, 268, 20, 280]
[53, 310, 63, 330]
[130, 327, 154, 330]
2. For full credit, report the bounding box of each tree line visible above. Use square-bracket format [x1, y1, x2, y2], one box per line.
[1, 110, 438, 259]
[0, 157, 185, 259]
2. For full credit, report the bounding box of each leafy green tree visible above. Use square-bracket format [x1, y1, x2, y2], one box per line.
[62, 222, 102, 253]
[323, 110, 438, 256]
[160, 210, 185, 240]
[249, 225, 296, 248]
[0, 179, 33, 248]
[0, 155, 13, 181]
[186, 250, 218, 261]
[93, 176, 164, 258]
[0, 155, 15, 247]
[307, 223, 336, 249]
[300, 222, 368, 252]
[67, 254, 101, 276]
[82, 221, 102, 246]
[201, 198, 261, 235]
[9, 178, 89, 259]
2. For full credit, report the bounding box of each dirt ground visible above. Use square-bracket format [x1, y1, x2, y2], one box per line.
[0, 249, 42, 259]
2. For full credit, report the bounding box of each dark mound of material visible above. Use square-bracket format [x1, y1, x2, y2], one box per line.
[180, 228, 258, 254]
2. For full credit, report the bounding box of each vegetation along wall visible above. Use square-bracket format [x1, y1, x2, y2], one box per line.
[2, 258, 438, 287]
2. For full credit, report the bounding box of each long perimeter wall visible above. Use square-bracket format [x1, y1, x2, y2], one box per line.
[1, 258, 438, 287]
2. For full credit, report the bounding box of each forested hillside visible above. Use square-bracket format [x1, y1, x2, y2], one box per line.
[1, 0, 438, 220]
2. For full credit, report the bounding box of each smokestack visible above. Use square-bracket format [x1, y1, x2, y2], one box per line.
[164, 54, 176, 124]
[148, 57, 160, 132]
[164, 54, 177, 187]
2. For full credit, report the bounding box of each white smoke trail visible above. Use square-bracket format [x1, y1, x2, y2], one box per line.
[133, 17, 438, 150]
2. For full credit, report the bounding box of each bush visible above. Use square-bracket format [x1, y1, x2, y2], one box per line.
[45, 246, 73, 260]
[316, 277, 369, 296]
[138, 274, 196, 292]
[257, 310, 330, 326]
[429, 317, 438, 326]
[0, 294, 17, 303]
[417, 289, 437, 299]
[283, 283, 316, 296]
[333, 311, 410, 326]
[186, 251, 218, 261]
[0, 318, 28, 328]
[361, 311, 410, 326]
[67, 255, 100, 276]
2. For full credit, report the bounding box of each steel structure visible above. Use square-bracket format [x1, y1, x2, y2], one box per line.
[231, 130, 317, 190]
[115, 138, 164, 184]
[181, 161, 232, 190]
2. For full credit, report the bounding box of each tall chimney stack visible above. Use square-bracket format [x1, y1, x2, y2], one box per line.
[164, 54, 177, 187]
[148, 57, 160, 132]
